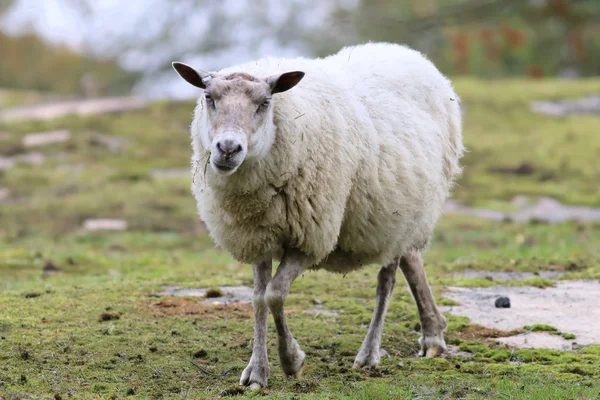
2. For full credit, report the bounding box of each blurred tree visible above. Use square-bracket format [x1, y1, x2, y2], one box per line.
[330, 0, 600, 77]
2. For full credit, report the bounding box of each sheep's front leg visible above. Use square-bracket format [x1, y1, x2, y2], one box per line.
[265, 249, 308, 377]
[354, 258, 398, 368]
[240, 257, 272, 389]
[399, 249, 447, 357]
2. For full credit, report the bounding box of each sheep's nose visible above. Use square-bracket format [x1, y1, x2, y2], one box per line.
[216, 139, 243, 158]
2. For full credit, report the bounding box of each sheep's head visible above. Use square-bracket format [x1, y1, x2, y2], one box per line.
[172, 62, 304, 176]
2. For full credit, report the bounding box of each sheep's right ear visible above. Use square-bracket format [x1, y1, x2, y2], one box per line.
[172, 62, 212, 89]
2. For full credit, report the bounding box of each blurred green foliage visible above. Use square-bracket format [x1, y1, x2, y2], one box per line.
[0, 32, 139, 96]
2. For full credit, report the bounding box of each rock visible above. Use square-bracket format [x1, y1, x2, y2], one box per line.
[495, 297, 511, 308]
[0, 152, 45, 170]
[22, 130, 70, 147]
[83, 219, 128, 231]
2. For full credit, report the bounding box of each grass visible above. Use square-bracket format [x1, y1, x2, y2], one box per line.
[1, 78, 600, 398]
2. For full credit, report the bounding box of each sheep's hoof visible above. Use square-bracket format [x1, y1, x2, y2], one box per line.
[281, 350, 306, 379]
[418, 334, 447, 358]
[281, 348, 306, 378]
[239, 361, 269, 389]
[354, 348, 388, 369]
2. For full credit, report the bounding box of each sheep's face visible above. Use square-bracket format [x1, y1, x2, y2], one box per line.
[172, 62, 304, 176]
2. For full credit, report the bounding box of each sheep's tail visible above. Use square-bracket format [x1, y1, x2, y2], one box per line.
[442, 91, 465, 185]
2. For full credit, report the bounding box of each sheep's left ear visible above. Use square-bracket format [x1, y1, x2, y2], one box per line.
[266, 71, 305, 94]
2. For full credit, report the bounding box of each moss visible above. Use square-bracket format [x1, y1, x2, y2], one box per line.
[562, 333, 576, 340]
[525, 324, 559, 333]
[1, 80, 600, 397]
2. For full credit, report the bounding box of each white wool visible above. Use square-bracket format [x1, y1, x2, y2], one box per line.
[190, 42, 464, 272]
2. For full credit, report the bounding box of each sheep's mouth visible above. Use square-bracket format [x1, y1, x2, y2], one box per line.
[212, 160, 240, 175]
[214, 163, 234, 172]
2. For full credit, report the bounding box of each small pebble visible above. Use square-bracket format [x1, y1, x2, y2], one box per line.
[495, 296, 511, 308]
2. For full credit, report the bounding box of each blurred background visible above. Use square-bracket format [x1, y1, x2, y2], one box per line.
[1, 1, 600, 398]
[0, 0, 599, 275]
[2, 0, 600, 99]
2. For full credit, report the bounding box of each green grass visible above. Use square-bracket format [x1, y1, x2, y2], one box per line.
[1, 79, 600, 398]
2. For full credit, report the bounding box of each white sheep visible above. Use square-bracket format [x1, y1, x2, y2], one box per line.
[172, 42, 464, 389]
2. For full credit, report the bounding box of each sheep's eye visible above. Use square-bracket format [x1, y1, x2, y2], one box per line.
[257, 99, 271, 113]
[205, 93, 215, 107]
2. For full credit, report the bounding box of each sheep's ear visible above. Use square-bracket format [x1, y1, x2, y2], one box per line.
[172, 62, 212, 89]
[266, 71, 305, 94]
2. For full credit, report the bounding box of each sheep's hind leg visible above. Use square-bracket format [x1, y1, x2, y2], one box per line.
[399, 249, 447, 357]
[354, 258, 399, 368]
[240, 257, 272, 389]
[265, 249, 308, 378]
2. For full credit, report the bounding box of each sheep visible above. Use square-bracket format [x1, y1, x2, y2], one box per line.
[172, 42, 464, 389]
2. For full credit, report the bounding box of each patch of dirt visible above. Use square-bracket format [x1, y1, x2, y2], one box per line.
[530, 94, 600, 117]
[441, 280, 600, 349]
[489, 163, 535, 176]
[456, 324, 522, 339]
[99, 311, 121, 321]
[147, 298, 253, 320]
[456, 269, 564, 281]
[42, 260, 62, 278]
[444, 195, 600, 223]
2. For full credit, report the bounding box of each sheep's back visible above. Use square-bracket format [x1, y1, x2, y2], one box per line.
[319, 43, 464, 269]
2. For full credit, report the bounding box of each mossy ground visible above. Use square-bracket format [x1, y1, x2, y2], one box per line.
[1, 79, 600, 399]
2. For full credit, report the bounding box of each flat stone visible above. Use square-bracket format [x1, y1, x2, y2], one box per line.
[0, 96, 149, 122]
[441, 280, 600, 349]
[0, 157, 14, 170]
[444, 196, 600, 223]
[530, 94, 600, 117]
[157, 286, 253, 305]
[305, 305, 339, 317]
[0, 152, 45, 170]
[497, 332, 574, 350]
[83, 219, 128, 231]
[22, 130, 70, 147]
